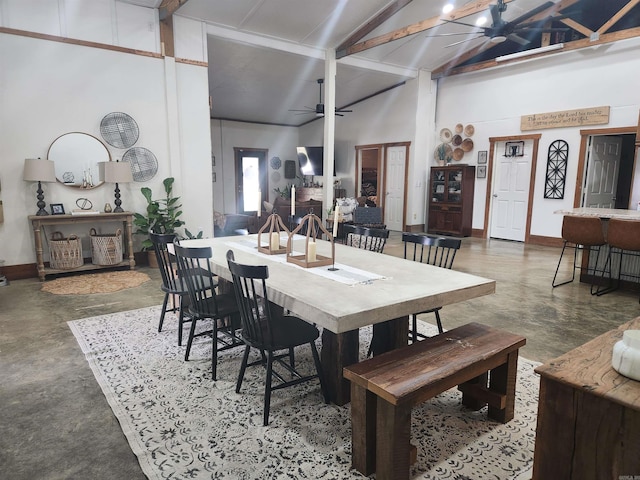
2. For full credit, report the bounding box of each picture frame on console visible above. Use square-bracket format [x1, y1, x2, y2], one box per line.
[50, 203, 65, 215]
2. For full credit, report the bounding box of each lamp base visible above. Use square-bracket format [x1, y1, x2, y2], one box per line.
[35, 181, 49, 215]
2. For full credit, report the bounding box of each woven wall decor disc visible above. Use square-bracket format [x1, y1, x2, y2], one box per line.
[122, 147, 158, 182]
[464, 124, 475, 137]
[461, 138, 474, 152]
[452, 148, 464, 161]
[455, 123, 463, 134]
[452, 134, 463, 146]
[440, 128, 452, 143]
[100, 112, 139, 149]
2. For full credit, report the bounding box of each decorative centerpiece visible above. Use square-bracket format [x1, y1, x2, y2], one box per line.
[257, 211, 290, 255]
[612, 329, 640, 381]
[286, 213, 335, 268]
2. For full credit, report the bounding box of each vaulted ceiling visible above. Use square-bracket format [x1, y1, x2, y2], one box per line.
[154, 0, 640, 126]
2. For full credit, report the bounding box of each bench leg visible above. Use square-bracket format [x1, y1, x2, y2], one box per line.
[376, 398, 411, 480]
[461, 371, 489, 411]
[350, 383, 377, 475]
[488, 350, 519, 423]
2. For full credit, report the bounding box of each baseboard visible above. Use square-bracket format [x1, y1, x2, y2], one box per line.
[3, 263, 38, 281]
[405, 224, 425, 233]
[471, 229, 484, 238]
[528, 235, 563, 247]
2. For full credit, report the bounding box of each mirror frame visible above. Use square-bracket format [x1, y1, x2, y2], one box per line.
[47, 132, 112, 189]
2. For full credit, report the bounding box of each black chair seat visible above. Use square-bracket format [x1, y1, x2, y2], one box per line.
[254, 314, 320, 350]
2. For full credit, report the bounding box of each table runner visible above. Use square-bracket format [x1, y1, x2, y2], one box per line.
[226, 236, 385, 285]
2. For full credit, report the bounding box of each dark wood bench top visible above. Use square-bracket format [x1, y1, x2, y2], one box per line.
[344, 322, 526, 406]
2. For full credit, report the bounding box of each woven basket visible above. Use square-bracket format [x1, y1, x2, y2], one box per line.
[89, 228, 123, 265]
[49, 232, 83, 269]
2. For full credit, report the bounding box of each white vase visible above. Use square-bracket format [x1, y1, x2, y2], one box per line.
[612, 330, 640, 381]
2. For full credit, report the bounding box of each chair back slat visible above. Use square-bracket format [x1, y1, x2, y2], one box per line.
[402, 233, 461, 270]
[174, 244, 220, 316]
[150, 232, 182, 292]
[343, 224, 390, 253]
[226, 250, 275, 347]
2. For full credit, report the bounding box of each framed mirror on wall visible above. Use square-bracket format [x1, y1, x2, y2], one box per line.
[47, 132, 111, 189]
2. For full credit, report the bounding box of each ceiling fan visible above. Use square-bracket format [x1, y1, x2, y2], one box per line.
[438, 0, 568, 47]
[289, 79, 353, 117]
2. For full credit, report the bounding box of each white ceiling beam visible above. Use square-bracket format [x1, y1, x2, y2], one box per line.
[205, 23, 325, 60]
[338, 55, 418, 78]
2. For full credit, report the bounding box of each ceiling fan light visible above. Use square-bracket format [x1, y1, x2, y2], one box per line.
[490, 35, 507, 43]
[442, 3, 454, 14]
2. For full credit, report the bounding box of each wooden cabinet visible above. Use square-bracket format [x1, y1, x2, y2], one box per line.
[532, 317, 640, 479]
[428, 165, 475, 237]
[296, 187, 324, 202]
[29, 212, 135, 281]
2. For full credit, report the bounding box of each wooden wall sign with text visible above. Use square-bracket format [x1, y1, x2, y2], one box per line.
[521, 106, 610, 131]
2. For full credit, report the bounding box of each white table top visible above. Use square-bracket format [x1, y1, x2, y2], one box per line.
[554, 207, 640, 220]
[180, 235, 495, 334]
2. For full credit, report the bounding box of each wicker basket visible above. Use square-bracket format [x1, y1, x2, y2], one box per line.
[89, 228, 123, 265]
[49, 232, 83, 269]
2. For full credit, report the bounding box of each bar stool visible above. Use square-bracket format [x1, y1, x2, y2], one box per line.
[597, 218, 640, 302]
[552, 215, 605, 293]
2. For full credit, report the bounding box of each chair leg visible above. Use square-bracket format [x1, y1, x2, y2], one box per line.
[212, 321, 219, 381]
[589, 246, 603, 295]
[434, 308, 443, 334]
[596, 248, 618, 296]
[236, 345, 251, 393]
[310, 342, 329, 404]
[289, 347, 295, 369]
[264, 350, 274, 426]
[552, 242, 577, 288]
[184, 316, 199, 361]
[158, 292, 170, 332]
[177, 296, 185, 346]
[411, 314, 418, 343]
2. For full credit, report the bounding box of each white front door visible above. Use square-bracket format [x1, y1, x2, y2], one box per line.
[583, 136, 622, 208]
[384, 146, 406, 231]
[490, 142, 533, 242]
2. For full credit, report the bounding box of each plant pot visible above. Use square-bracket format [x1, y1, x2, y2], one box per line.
[147, 250, 159, 268]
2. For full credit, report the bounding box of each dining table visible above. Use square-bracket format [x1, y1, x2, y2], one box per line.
[179, 234, 496, 405]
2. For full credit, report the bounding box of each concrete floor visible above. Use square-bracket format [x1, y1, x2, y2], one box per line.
[1, 234, 639, 479]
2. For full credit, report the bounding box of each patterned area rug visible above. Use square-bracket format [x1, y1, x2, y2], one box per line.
[42, 270, 150, 295]
[68, 306, 540, 480]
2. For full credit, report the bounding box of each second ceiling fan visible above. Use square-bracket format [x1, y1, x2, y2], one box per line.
[289, 79, 353, 117]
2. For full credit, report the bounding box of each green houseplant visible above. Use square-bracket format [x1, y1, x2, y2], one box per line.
[133, 177, 185, 251]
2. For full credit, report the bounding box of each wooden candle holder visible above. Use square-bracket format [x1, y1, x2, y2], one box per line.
[257, 212, 290, 255]
[286, 213, 335, 268]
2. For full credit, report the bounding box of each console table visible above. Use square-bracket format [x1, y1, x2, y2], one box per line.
[29, 212, 135, 281]
[532, 316, 640, 479]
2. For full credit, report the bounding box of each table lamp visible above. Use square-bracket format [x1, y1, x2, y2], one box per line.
[23, 158, 57, 216]
[100, 161, 133, 212]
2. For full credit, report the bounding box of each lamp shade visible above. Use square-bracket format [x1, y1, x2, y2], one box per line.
[100, 161, 133, 184]
[23, 158, 56, 182]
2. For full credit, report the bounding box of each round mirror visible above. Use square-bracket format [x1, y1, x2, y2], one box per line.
[47, 132, 111, 189]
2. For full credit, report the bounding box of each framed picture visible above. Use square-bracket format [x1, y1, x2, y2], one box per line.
[478, 151, 488, 164]
[477, 166, 487, 179]
[50, 203, 65, 215]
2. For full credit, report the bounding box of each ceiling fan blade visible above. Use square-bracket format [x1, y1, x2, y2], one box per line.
[507, 1, 555, 28]
[424, 31, 485, 37]
[442, 18, 482, 29]
[336, 108, 353, 113]
[516, 14, 571, 30]
[289, 109, 313, 113]
[445, 35, 485, 47]
[507, 33, 530, 46]
[515, 27, 569, 33]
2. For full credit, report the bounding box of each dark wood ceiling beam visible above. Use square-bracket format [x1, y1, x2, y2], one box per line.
[336, 0, 414, 56]
[159, 0, 189, 21]
[598, 0, 640, 35]
[432, 25, 640, 79]
[337, 0, 515, 58]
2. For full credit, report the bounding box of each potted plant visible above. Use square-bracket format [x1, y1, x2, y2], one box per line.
[133, 177, 185, 265]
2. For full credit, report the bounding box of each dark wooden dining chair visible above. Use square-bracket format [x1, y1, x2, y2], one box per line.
[174, 244, 243, 380]
[552, 215, 606, 293]
[403, 232, 461, 341]
[343, 224, 389, 253]
[226, 249, 328, 426]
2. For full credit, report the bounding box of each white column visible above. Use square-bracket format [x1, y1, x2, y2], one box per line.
[323, 49, 337, 219]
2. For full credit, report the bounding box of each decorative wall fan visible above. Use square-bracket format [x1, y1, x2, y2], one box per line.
[436, 0, 567, 47]
[289, 79, 352, 117]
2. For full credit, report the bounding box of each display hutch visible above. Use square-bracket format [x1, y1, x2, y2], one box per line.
[428, 165, 475, 237]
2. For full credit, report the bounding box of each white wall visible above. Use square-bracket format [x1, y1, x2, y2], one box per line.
[0, 2, 211, 267]
[210, 120, 300, 213]
[436, 37, 640, 238]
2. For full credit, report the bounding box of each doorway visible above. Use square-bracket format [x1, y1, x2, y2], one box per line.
[579, 132, 636, 208]
[484, 134, 541, 242]
[234, 148, 267, 214]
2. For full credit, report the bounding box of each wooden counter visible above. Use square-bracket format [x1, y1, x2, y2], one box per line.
[554, 207, 640, 220]
[532, 316, 640, 479]
[29, 212, 135, 281]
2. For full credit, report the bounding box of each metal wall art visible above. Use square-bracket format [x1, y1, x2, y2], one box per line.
[505, 141, 524, 157]
[544, 140, 569, 199]
[100, 112, 139, 149]
[122, 147, 158, 182]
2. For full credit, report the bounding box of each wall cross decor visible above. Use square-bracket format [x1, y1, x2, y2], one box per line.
[544, 140, 569, 199]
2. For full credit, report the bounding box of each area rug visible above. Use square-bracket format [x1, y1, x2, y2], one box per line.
[42, 270, 150, 295]
[68, 306, 540, 480]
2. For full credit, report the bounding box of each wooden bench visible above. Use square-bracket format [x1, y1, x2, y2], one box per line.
[343, 322, 526, 480]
